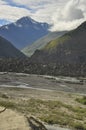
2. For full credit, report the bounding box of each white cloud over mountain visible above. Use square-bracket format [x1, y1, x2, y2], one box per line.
[0, 0, 86, 31]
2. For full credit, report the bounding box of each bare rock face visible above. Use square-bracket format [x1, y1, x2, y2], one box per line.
[27, 116, 47, 130]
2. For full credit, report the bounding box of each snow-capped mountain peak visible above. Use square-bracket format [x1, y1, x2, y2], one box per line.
[0, 16, 50, 49]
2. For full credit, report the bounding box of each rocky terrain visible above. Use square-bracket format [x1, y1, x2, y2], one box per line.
[0, 36, 25, 58]
[0, 72, 86, 94]
[0, 72, 86, 130]
[31, 21, 86, 64]
[22, 31, 67, 57]
[0, 17, 50, 49]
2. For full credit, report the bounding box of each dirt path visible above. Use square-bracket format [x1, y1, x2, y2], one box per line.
[0, 107, 30, 130]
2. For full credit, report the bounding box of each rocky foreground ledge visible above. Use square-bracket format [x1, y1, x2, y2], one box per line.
[27, 116, 47, 130]
[0, 107, 71, 130]
[0, 107, 47, 130]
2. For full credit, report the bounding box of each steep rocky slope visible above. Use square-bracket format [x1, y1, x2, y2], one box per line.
[0, 36, 25, 58]
[22, 31, 67, 57]
[31, 21, 86, 64]
[0, 16, 50, 49]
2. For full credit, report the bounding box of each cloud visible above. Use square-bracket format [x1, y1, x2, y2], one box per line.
[0, 0, 86, 31]
[62, 0, 84, 21]
[50, 0, 85, 31]
[0, 0, 31, 21]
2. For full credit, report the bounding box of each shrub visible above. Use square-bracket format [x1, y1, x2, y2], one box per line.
[76, 96, 86, 105]
[1, 94, 9, 99]
[73, 122, 86, 130]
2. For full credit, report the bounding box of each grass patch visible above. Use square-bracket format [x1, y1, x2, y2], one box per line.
[1, 93, 9, 99]
[0, 100, 16, 109]
[0, 98, 86, 129]
[76, 96, 86, 105]
[72, 122, 86, 130]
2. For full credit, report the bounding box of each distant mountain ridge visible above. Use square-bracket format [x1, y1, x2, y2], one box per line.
[0, 16, 50, 49]
[22, 31, 67, 57]
[0, 36, 25, 58]
[31, 21, 86, 64]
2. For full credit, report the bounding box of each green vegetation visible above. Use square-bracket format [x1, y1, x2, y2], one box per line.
[76, 96, 86, 105]
[1, 93, 9, 99]
[44, 35, 71, 51]
[72, 122, 86, 130]
[0, 100, 16, 109]
[0, 58, 86, 77]
[0, 95, 86, 130]
[22, 31, 67, 57]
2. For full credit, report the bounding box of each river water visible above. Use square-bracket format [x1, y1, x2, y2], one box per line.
[46, 125, 70, 130]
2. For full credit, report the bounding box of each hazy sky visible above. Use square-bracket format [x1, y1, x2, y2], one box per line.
[0, 0, 86, 31]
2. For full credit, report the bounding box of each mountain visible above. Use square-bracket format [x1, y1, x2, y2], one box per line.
[0, 16, 50, 49]
[0, 36, 25, 58]
[31, 21, 86, 64]
[22, 31, 67, 57]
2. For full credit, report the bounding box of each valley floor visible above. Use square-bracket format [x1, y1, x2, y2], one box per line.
[0, 72, 86, 130]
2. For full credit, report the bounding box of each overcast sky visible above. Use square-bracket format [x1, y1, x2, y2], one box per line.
[0, 0, 86, 31]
